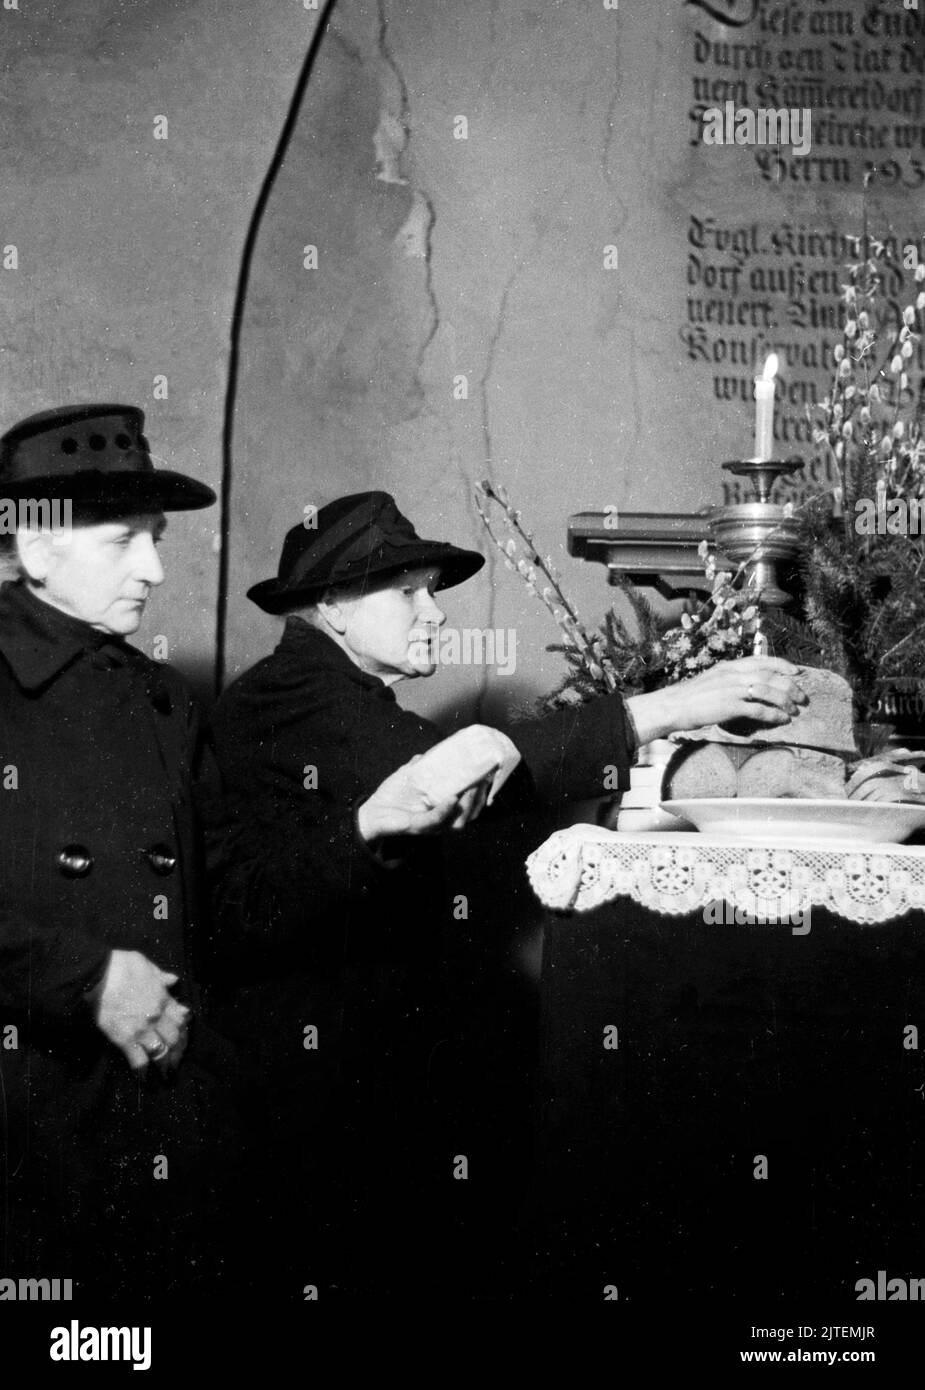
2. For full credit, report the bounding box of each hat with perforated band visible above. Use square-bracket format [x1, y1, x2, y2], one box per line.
[0, 404, 215, 511]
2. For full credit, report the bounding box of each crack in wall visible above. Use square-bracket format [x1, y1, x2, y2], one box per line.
[624, 322, 643, 506]
[602, 27, 631, 325]
[375, 0, 439, 408]
[602, 28, 621, 193]
[376, 0, 410, 134]
[373, 0, 411, 189]
[473, 173, 582, 718]
[488, 0, 498, 49]
[415, 190, 439, 376]
[482, 0, 501, 93]
[327, 22, 363, 66]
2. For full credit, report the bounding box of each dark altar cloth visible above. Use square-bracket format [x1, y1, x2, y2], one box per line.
[529, 899, 925, 1303]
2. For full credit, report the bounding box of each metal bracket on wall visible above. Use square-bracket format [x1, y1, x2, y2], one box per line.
[567, 511, 724, 599]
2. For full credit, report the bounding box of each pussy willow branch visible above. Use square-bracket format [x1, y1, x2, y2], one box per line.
[475, 481, 618, 692]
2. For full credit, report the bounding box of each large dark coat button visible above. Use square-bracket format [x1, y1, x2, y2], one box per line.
[57, 845, 94, 878]
[142, 844, 177, 876]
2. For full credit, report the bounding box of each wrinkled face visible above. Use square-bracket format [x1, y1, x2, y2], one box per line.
[21, 513, 166, 636]
[337, 566, 446, 680]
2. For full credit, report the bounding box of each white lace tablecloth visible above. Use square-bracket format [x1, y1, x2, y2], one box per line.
[525, 825, 925, 924]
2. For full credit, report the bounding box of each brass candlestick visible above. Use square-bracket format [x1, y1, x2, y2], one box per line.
[709, 458, 805, 609]
[722, 457, 804, 505]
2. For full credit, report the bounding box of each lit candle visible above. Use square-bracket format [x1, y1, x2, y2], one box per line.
[754, 353, 779, 461]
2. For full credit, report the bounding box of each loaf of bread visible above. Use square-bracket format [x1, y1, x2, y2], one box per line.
[662, 743, 738, 801]
[693, 667, 857, 755]
[663, 667, 857, 801]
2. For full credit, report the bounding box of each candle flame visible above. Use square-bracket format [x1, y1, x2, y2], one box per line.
[761, 353, 779, 381]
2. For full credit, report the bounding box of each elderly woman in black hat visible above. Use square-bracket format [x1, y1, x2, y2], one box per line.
[204, 490, 806, 1297]
[0, 403, 239, 1298]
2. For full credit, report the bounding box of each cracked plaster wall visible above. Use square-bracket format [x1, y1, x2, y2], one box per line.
[225, 0, 732, 719]
[1, 0, 319, 693]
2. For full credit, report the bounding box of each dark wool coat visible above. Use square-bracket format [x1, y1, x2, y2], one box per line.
[202, 618, 635, 1290]
[0, 581, 234, 1296]
[204, 619, 635, 1021]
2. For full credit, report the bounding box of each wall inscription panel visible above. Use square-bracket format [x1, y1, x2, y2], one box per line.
[679, 0, 925, 506]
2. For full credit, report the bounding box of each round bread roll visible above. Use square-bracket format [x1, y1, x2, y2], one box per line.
[736, 747, 848, 800]
[663, 742, 737, 800]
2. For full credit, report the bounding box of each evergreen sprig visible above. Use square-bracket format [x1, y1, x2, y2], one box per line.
[800, 229, 925, 725]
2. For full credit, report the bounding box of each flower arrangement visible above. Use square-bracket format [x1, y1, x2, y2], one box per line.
[798, 227, 925, 733]
[475, 481, 757, 712]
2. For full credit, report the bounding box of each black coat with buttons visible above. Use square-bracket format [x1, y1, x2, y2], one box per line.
[0, 580, 232, 1290]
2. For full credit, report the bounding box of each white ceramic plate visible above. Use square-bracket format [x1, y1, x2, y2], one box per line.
[660, 798, 925, 846]
[615, 807, 693, 833]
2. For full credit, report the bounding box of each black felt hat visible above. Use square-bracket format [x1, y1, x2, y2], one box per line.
[248, 491, 485, 615]
[0, 404, 215, 511]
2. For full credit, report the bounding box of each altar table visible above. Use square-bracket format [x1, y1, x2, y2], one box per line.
[523, 826, 925, 1303]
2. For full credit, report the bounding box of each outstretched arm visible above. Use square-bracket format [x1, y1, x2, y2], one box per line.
[625, 656, 807, 745]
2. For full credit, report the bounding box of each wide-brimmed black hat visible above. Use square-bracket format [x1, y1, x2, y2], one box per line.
[0, 404, 215, 511]
[248, 491, 485, 614]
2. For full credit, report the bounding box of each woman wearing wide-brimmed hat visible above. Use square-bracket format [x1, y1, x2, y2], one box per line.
[203, 489, 806, 1298]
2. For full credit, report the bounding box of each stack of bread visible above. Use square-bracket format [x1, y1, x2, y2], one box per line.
[662, 667, 923, 803]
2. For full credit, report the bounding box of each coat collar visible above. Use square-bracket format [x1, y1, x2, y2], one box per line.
[0, 580, 127, 690]
[277, 616, 394, 696]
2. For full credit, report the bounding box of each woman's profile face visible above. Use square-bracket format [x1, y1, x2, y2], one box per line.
[338, 566, 446, 681]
